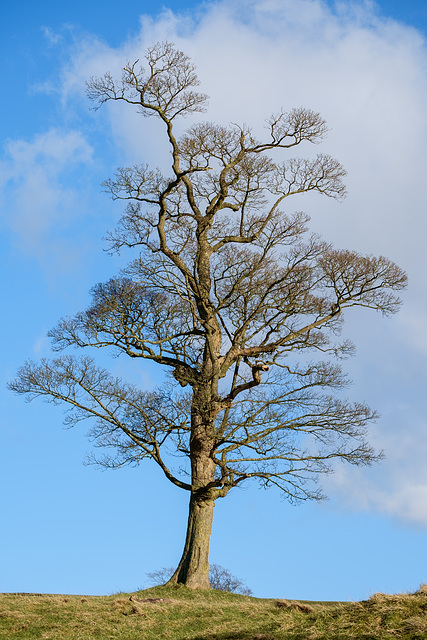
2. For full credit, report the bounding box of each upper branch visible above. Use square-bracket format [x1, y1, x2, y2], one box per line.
[87, 42, 208, 121]
[261, 108, 328, 149]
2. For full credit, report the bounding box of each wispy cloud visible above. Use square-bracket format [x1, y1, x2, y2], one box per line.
[0, 129, 93, 264]
[324, 416, 427, 526]
[41, 26, 64, 46]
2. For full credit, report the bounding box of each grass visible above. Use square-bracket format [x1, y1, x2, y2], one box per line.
[1, 584, 427, 639]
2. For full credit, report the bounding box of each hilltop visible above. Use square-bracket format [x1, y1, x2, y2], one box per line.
[1, 584, 426, 639]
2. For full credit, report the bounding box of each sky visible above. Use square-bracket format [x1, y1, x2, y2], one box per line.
[1, 0, 427, 602]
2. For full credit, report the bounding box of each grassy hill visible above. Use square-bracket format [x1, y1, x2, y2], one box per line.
[1, 584, 427, 639]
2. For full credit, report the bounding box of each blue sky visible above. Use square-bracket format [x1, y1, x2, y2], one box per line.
[1, 0, 427, 601]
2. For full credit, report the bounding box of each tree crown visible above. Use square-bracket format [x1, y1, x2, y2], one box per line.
[9, 42, 407, 504]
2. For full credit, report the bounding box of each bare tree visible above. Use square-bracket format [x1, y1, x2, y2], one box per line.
[9, 42, 407, 590]
[209, 564, 252, 595]
[147, 564, 252, 595]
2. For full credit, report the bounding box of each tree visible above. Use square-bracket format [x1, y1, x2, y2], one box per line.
[9, 42, 407, 590]
[147, 564, 252, 595]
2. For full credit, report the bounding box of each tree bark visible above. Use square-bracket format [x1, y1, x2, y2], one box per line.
[168, 383, 218, 589]
[168, 493, 215, 589]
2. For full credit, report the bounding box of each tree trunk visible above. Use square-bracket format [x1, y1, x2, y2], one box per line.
[168, 493, 215, 589]
[168, 383, 218, 589]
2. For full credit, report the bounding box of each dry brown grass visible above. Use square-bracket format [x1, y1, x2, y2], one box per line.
[0, 584, 426, 639]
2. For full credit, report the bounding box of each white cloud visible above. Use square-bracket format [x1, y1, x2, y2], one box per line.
[0, 129, 93, 260]
[41, 26, 64, 47]
[58, 0, 427, 243]
[5, 128, 91, 169]
[324, 416, 427, 526]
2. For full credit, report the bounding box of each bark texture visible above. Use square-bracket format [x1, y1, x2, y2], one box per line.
[169, 494, 215, 589]
[170, 385, 218, 588]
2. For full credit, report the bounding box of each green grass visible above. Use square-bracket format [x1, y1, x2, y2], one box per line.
[1, 584, 426, 639]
